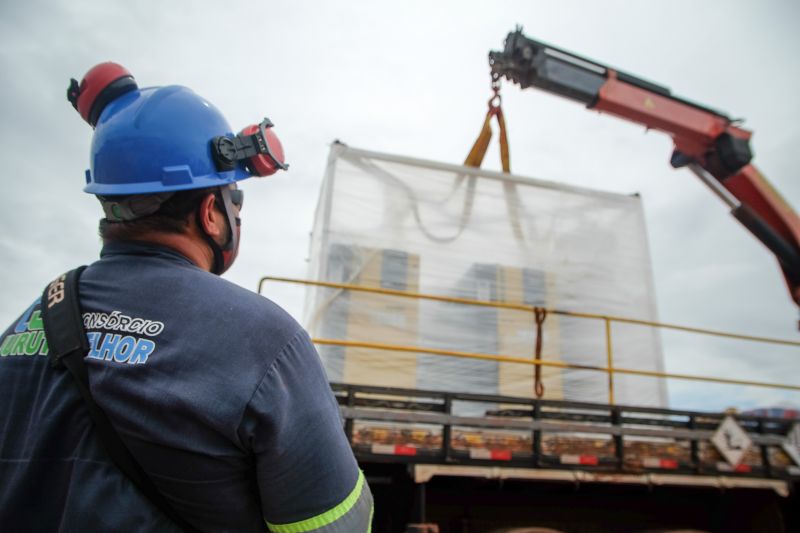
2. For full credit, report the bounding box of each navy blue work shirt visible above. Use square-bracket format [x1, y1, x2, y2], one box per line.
[0, 241, 371, 532]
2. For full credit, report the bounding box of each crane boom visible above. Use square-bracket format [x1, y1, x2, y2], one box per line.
[490, 29, 800, 313]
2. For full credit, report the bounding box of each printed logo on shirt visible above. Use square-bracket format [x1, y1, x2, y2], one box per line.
[84, 311, 165, 365]
[82, 311, 165, 336]
[0, 301, 48, 357]
[1, 303, 165, 365]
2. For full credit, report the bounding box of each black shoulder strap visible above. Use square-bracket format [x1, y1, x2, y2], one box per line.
[40, 267, 200, 533]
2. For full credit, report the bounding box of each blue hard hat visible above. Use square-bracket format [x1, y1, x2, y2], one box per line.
[85, 85, 251, 195]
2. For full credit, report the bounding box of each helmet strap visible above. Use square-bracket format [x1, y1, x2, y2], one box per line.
[197, 187, 240, 275]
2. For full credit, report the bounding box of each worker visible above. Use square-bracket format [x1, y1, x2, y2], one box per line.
[0, 63, 372, 532]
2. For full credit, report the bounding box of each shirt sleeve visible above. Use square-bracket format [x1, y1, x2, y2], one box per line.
[238, 330, 373, 532]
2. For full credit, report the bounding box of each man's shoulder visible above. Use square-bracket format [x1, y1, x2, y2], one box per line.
[84, 255, 303, 342]
[205, 273, 299, 330]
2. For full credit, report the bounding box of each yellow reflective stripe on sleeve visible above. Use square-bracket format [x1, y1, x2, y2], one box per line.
[266, 470, 367, 533]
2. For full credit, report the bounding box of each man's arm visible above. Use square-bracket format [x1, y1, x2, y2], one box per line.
[239, 330, 373, 532]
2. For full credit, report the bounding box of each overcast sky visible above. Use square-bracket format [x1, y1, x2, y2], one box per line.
[1, 0, 798, 411]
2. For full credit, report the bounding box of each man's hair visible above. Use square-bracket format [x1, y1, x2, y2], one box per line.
[98, 188, 213, 242]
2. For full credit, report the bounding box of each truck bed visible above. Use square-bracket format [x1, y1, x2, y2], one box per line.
[334, 383, 800, 487]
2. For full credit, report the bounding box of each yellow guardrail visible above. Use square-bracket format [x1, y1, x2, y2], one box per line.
[258, 276, 800, 404]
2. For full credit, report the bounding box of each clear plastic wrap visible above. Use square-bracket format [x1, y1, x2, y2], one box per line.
[304, 143, 666, 407]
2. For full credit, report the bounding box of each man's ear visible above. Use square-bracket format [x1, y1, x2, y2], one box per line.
[197, 193, 224, 238]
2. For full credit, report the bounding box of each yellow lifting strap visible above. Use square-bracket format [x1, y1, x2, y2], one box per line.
[464, 77, 510, 172]
[464, 75, 524, 242]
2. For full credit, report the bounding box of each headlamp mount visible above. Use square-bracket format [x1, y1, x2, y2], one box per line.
[211, 118, 288, 175]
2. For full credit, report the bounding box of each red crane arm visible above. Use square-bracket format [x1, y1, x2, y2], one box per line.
[490, 29, 800, 309]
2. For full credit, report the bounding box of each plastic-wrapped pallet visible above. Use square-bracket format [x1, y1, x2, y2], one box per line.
[304, 142, 667, 407]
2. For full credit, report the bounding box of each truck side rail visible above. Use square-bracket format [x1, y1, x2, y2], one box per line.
[333, 383, 800, 482]
[259, 276, 800, 405]
[257, 276, 800, 484]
